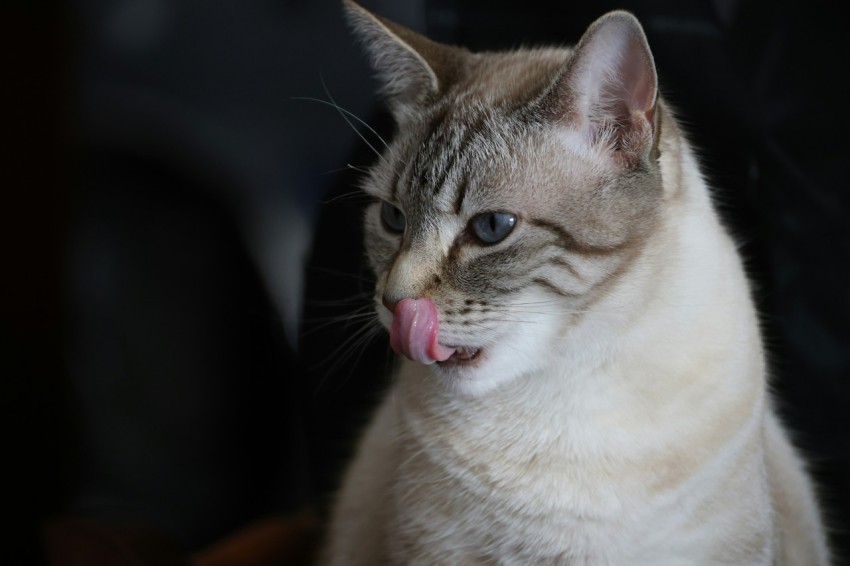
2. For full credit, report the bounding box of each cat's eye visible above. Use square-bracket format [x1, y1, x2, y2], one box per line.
[470, 212, 517, 244]
[380, 201, 406, 233]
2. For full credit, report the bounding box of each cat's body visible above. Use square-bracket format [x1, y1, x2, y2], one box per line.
[322, 2, 830, 564]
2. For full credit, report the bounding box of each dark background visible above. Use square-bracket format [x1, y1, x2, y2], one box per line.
[6, 0, 849, 563]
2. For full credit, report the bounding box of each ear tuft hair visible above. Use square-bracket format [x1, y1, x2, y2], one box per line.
[343, 0, 465, 120]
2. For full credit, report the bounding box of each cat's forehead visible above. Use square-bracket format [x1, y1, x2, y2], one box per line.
[455, 47, 571, 104]
[396, 47, 575, 153]
[365, 47, 616, 216]
[386, 119, 599, 214]
[385, 105, 529, 215]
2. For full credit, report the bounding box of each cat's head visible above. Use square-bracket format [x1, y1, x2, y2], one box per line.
[345, 1, 664, 395]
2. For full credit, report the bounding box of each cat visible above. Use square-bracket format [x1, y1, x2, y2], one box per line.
[320, 1, 831, 564]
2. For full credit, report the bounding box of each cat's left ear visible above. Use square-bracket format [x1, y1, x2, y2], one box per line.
[551, 11, 658, 167]
[343, 0, 465, 122]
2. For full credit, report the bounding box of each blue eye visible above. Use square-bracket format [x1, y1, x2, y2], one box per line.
[381, 201, 406, 233]
[470, 212, 517, 244]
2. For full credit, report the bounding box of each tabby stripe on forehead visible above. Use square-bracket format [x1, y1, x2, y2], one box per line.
[427, 111, 490, 203]
[411, 105, 452, 195]
[391, 157, 410, 201]
[453, 176, 469, 214]
[430, 136, 459, 196]
[391, 176, 400, 201]
[528, 217, 628, 256]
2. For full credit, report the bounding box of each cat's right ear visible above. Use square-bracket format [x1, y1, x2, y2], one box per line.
[343, 0, 463, 121]
[549, 11, 658, 169]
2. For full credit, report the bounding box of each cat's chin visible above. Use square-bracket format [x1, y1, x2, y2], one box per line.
[432, 349, 523, 398]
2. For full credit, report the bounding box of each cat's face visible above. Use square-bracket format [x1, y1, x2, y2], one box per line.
[348, 3, 662, 395]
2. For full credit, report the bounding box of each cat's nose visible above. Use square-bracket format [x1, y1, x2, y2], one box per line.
[382, 295, 397, 314]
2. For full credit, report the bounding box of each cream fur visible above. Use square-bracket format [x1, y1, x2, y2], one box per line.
[322, 4, 830, 564]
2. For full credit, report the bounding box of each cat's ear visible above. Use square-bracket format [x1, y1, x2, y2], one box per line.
[343, 0, 464, 120]
[551, 11, 658, 167]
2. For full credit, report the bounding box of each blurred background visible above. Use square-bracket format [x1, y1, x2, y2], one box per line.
[6, 0, 849, 563]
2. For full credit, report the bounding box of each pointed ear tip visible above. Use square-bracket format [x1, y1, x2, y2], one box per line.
[342, 0, 376, 35]
[342, 0, 367, 21]
[595, 10, 646, 35]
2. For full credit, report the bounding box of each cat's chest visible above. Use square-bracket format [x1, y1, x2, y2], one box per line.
[384, 425, 764, 565]
[386, 399, 649, 563]
[382, 361, 771, 563]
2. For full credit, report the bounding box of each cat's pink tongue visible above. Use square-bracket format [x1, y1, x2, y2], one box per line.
[390, 298, 455, 365]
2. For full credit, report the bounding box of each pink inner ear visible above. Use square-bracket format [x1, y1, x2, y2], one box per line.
[560, 14, 658, 157]
[594, 29, 657, 140]
[618, 31, 657, 125]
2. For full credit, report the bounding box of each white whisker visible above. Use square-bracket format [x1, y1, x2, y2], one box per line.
[289, 94, 391, 152]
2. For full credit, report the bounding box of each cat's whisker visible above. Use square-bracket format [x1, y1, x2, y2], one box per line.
[317, 166, 351, 177]
[490, 301, 633, 316]
[305, 290, 371, 303]
[317, 165, 373, 179]
[478, 317, 545, 325]
[347, 163, 372, 175]
[337, 325, 387, 385]
[321, 190, 375, 205]
[482, 306, 583, 318]
[320, 76, 390, 164]
[302, 309, 378, 335]
[303, 306, 374, 322]
[290, 93, 391, 157]
[313, 318, 385, 389]
[308, 313, 377, 346]
[308, 265, 375, 282]
[319, 85, 391, 151]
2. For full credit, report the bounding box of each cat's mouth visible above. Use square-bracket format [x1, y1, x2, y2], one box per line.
[440, 346, 482, 365]
[388, 298, 485, 366]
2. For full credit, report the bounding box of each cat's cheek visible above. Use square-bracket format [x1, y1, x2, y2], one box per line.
[442, 305, 563, 396]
